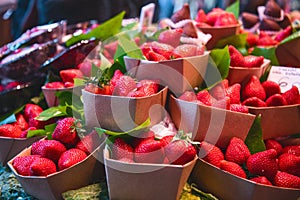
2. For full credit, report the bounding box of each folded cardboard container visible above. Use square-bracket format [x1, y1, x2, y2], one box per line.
[124, 52, 209, 96]
[104, 146, 197, 200]
[276, 37, 300, 67]
[168, 95, 256, 148]
[82, 87, 168, 132]
[190, 159, 300, 200]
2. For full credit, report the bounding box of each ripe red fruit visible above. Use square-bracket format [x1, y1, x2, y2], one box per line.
[134, 138, 164, 164]
[242, 76, 266, 101]
[211, 96, 230, 110]
[242, 97, 267, 107]
[225, 137, 251, 165]
[12, 113, 29, 131]
[246, 32, 259, 47]
[24, 104, 43, 120]
[282, 86, 299, 105]
[151, 41, 175, 59]
[229, 104, 249, 113]
[246, 149, 278, 180]
[0, 124, 22, 138]
[273, 171, 300, 189]
[225, 83, 241, 104]
[278, 153, 300, 177]
[173, 44, 204, 58]
[29, 157, 57, 176]
[31, 140, 67, 163]
[199, 141, 224, 168]
[265, 139, 283, 155]
[12, 155, 41, 176]
[229, 45, 245, 67]
[250, 176, 273, 186]
[110, 137, 134, 160]
[164, 140, 196, 165]
[261, 80, 281, 98]
[195, 9, 207, 23]
[136, 80, 159, 97]
[76, 131, 101, 155]
[220, 160, 247, 178]
[44, 81, 65, 89]
[158, 28, 183, 47]
[131, 131, 155, 148]
[78, 61, 92, 77]
[209, 80, 227, 100]
[206, 8, 225, 26]
[20, 127, 36, 138]
[52, 117, 80, 148]
[58, 148, 87, 171]
[265, 94, 287, 106]
[196, 90, 212, 106]
[282, 145, 300, 156]
[243, 55, 264, 68]
[146, 50, 168, 61]
[59, 69, 83, 83]
[214, 12, 237, 26]
[275, 26, 292, 42]
[179, 91, 197, 102]
[112, 75, 137, 96]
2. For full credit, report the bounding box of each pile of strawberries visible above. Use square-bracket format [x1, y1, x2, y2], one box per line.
[11, 117, 100, 176]
[229, 45, 265, 68]
[201, 137, 300, 189]
[84, 69, 159, 97]
[109, 131, 196, 165]
[0, 104, 52, 138]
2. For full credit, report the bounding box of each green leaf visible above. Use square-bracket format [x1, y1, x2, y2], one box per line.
[99, 53, 112, 71]
[36, 106, 67, 121]
[66, 11, 125, 47]
[209, 46, 230, 80]
[245, 115, 266, 154]
[280, 30, 300, 44]
[215, 33, 247, 49]
[251, 46, 279, 66]
[26, 129, 46, 138]
[226, 0, 240, 19]
[74, 78, 85, 87]
[56, 91, 73, 106]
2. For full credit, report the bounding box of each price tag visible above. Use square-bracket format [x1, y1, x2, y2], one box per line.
[268, 66, 300, 93]
[138, 3, 155, 32]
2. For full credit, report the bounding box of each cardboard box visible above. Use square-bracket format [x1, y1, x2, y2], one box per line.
[168, 95, 256, 148]
[248, 104, 300, 139]
[196, 24, 241, 50]
[124, 52, 209, 96]
[276, 37, 300, 67]
[103, 146, 197, 200]
[190, 159, 300, 200]
[7, 145, 103, 200]
[0, 136, 43, 166]
[227, 59, 271, 86]
[82, 87, 168, 132]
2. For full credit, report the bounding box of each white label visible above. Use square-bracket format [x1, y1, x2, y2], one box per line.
[138, 3, 155, 32]
[268, 66, 300, 93]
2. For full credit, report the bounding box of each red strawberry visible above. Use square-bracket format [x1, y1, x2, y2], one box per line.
[24, 104, 43, 120]
[246, 149, 278, 180]
[199, 141, 224, 168]
[225, 137, 251, 165]
[12, 113, 29, 131]
[0, 124, 22, 138]
[110, 137, 134, 160]
[179, 91, 197, 102]
[242, 97, 267, 107]
[78, 61, 92, 77]
[242, 76, 266, 101]
[134, 137, 164, 164]
[195, 9, 207, 23]
[173, 44, 204, 58]
[52, 117, 80, 148]
[146, 50, 168, 61]
[20, 127, 36, 138]
[58, 148, 87, 171]
[109, 70, 123, 92]
[278, 153, 300, 177]
[164, 139, 196, 165]
[151, 41, 174, 59]
[246, 32, 259, 47]
[211, 96, 230, 110]
[76, 130, 101, 155]
[5, 81, 19, 90]
[242, 55, 264, 68]
[266, 94, 287, 106]
[210, 82, 226, 100]
[64, 82, 74, 88]
[265, 139, 283, 155]
[282, 86, 299, 105]
[257, 31, 278, 46]
[282, 145, 300, 156]
[12, 155, 41, 176]
[206, 8, 225, 26]
[226, 83, 241, 104]
[196, 90, 212, 106]
[136, 80, 159, 96]
[250, 176, 273, 186]
[112, 75, 137, 96]
[140, 42, 153, 57]
[84, 84, 111, 95]
[214, 12, 237, 26]
[220, 160, 247, 178]
[59, 69, 83, 83]
[159, 135, 174, 147]
[229, 45, 244, 67]
[262, 80, 281, 98]
[275, 26, 292, 42]
[31, 139, 67, 163]
[128, 90, 146, 97]
[229, 104, 249, 113]
[158, 28, 183, 47]
[29, 157, 57, 176]
[273, 171, 300, 189]
[44, 81, 65, 89]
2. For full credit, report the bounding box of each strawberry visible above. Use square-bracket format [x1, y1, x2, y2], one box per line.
[250, 176, 273, 186]
[31, 139, 67, 163]
[257, 31, 278, 46]
[282, 86, 299, 105]
[59, 69, 83, 83]
[58, 148, 87, 171]
[173, 44, 204, 58]
[273, 171, 300, 189]
[210, 82, 226, 100]
[261, 80, 281, 98]
[229, 104, 249, 113]
[64, 82, 74, 88]
[12, 155, 41, 176]
[220, 160, 247, 178]
[158, 28, 183, 47]
[225, 83, 241, 104]
[52, 117, 80, 148]
[266, 94, 287, 106]
[76, 130, 101, 155]
[179, 91, 197, 102]
[12, 113, 29, 131]
[211, 96, 230, 110]
[242, 55, 264, 68]
[84, 84, 111, 95]
[146, 50, 168, 61]
[214, 12, 237, 26]
[109, 70, 124, 92]
[78, 61, 92, 77]
[112, 75, 137, 96]
[195, 9, 207, 23]
[136, 80, 159, 96]
[151, 41, 174, 59]
[242, 76, 266, 101]
[275, 26, 292, 42]
[128, 90, 146, 97]
[44, 81, 65, 89]
[159, 135, 174, 147]
[206, 8, 225, 26]
[278, 153, 300, 177]
[110, 137, 134, 160]
[225, 137, 251, 165]
[140, 42, 153, 57]
[265, 139, 283, 156]
[199, 141, 224, 168]
[242, 97, 267, 107]
[164, 139, 196, 165]
[5, 81, 19, 90]
[282, 145, 300, 156]
[134, 137, 164, 164]
[20, 127, 36, 138]
[246, 149, 278, 180]
[196, 90, 212, 106]
[29, 157, 57, 176]
[24, 104, 43, 120]
[246, 32, 259, 47]
[229, 45, 244, 67]
[0, 124, 22, 138]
